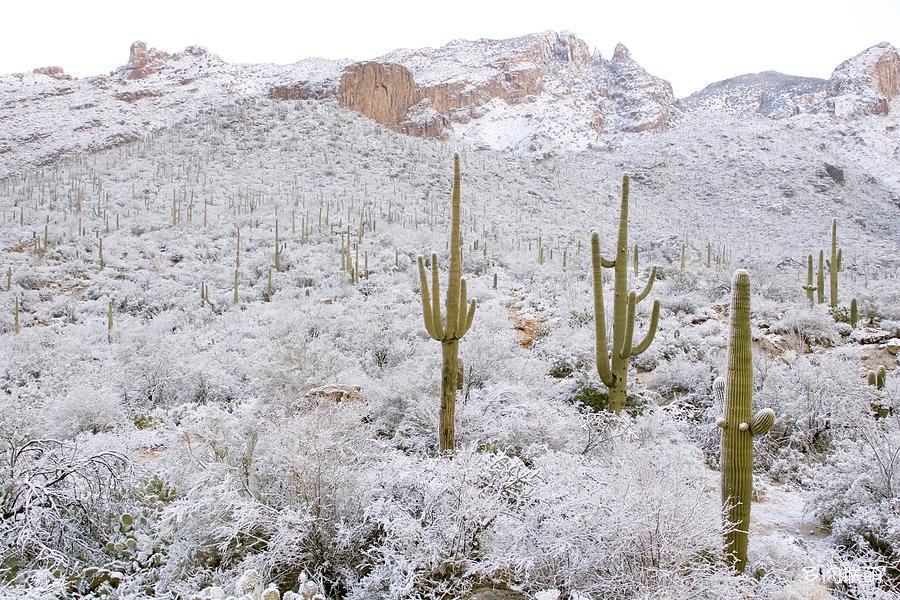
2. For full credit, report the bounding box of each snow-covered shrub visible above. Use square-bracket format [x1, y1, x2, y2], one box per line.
[0, 437, 129, 583]
[755, 354, 867, 478]
[651, 353, 713, 399]
[156, 402, 380, 597]
[44, 384, 125, 438]
[349, 447, 535, 600]
[809, 404, 900, 594]
[481, 412, 745, 598]
[772, 307, 837, 350]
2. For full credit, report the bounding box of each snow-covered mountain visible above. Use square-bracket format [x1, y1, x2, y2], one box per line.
[1, 32, 898, 174]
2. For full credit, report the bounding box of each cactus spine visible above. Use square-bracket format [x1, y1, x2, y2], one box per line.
[591, 175, 660, 414]
[826, 218, 841, 308]
[417, 153, 477, 452]
[717, 270, 775, 573]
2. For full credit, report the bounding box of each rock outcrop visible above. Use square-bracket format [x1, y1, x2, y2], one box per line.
[117, 41, 171, 80]
[338, 62, 420, 128]
[823, 42, 900, 118]
[32, 66, 71, 81]
[332, 31, 679, 152]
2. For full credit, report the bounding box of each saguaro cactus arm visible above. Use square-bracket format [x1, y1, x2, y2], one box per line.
[630, 299, 660, 356]
[591, 231, 613, 388]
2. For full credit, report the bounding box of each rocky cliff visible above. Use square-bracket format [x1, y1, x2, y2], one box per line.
[330, 31, 680, 148]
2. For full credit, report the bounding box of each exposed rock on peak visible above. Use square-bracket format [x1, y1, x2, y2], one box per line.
[612, 44, 632, 61]
[118, 41, 170, 80]
[338, 62, 421, 130]
[333, 31, 679, 154]
[823, 42, 900, 118]
[32, 66, 71, 80]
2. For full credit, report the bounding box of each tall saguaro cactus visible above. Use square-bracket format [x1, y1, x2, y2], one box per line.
[826, 218, 842, 308]
[717, 270, 776, 573]
[418, 153, 477, 452]
[591, 175, 660, 414]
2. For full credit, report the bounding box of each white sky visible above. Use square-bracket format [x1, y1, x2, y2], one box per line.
[2, 0, 897, 97]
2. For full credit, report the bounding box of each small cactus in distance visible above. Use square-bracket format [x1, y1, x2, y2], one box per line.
[716, 270, 775, 573]
[816, 249, 824, 304]
[418, 153, 477, 452]
[826, 218, 842, 308]
[868, 365, 886, 390]
[591, 175, 660, 414]
[850, 297, 858, 328]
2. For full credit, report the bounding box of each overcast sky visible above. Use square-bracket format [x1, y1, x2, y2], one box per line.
[3, 0, 897, 97]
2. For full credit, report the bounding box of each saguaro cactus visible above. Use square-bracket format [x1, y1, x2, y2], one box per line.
[816, 249, 825, 304]
[418, 153, 477, 452]
[717, 270, 776, 573]
[591, 175, 660, 414]
[802, 254, 816, 308]
[826, 218, 842, 308]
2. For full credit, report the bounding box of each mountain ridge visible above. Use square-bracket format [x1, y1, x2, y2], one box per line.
[0, 32, 897, 175]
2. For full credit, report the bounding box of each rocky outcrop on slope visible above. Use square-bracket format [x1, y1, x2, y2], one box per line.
[606, 43, 679, 132]
[331, 31, 679, 154]
[822, 42, 900, 118]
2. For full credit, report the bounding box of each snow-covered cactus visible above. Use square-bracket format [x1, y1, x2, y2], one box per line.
[274, 219, 282, 272]
[234, 228, 240, 304]
[591, 175, 660, 414]
[716, 270, 775, 573]
[802, 254, 816, 308]
[826, 218, 842, 308]
[417, 153, 477, 452]
[868, 365, 886, 390]
[237, 569, 261, 596]
[816, 249, 824, 304]
[282, 572, 324, 600]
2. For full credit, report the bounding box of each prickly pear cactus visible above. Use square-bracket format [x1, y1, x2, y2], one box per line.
[716, 270, 776, 573]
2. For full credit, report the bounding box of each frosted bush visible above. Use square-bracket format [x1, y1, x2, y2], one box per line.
[772, 307, 837, 350]
[44, 384, 124, 438]
[651, 353, 713, 399]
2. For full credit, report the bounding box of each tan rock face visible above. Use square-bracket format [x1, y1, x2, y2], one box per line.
[335, 32, 606, 138]
[328, 31, 679, 149]
[338, 62, 421, 129]
[872, 51, 900, 101]
[123, 41, 170, 80]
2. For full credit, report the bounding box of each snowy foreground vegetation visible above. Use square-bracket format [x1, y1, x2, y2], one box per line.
[0, 99, 898, 599]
